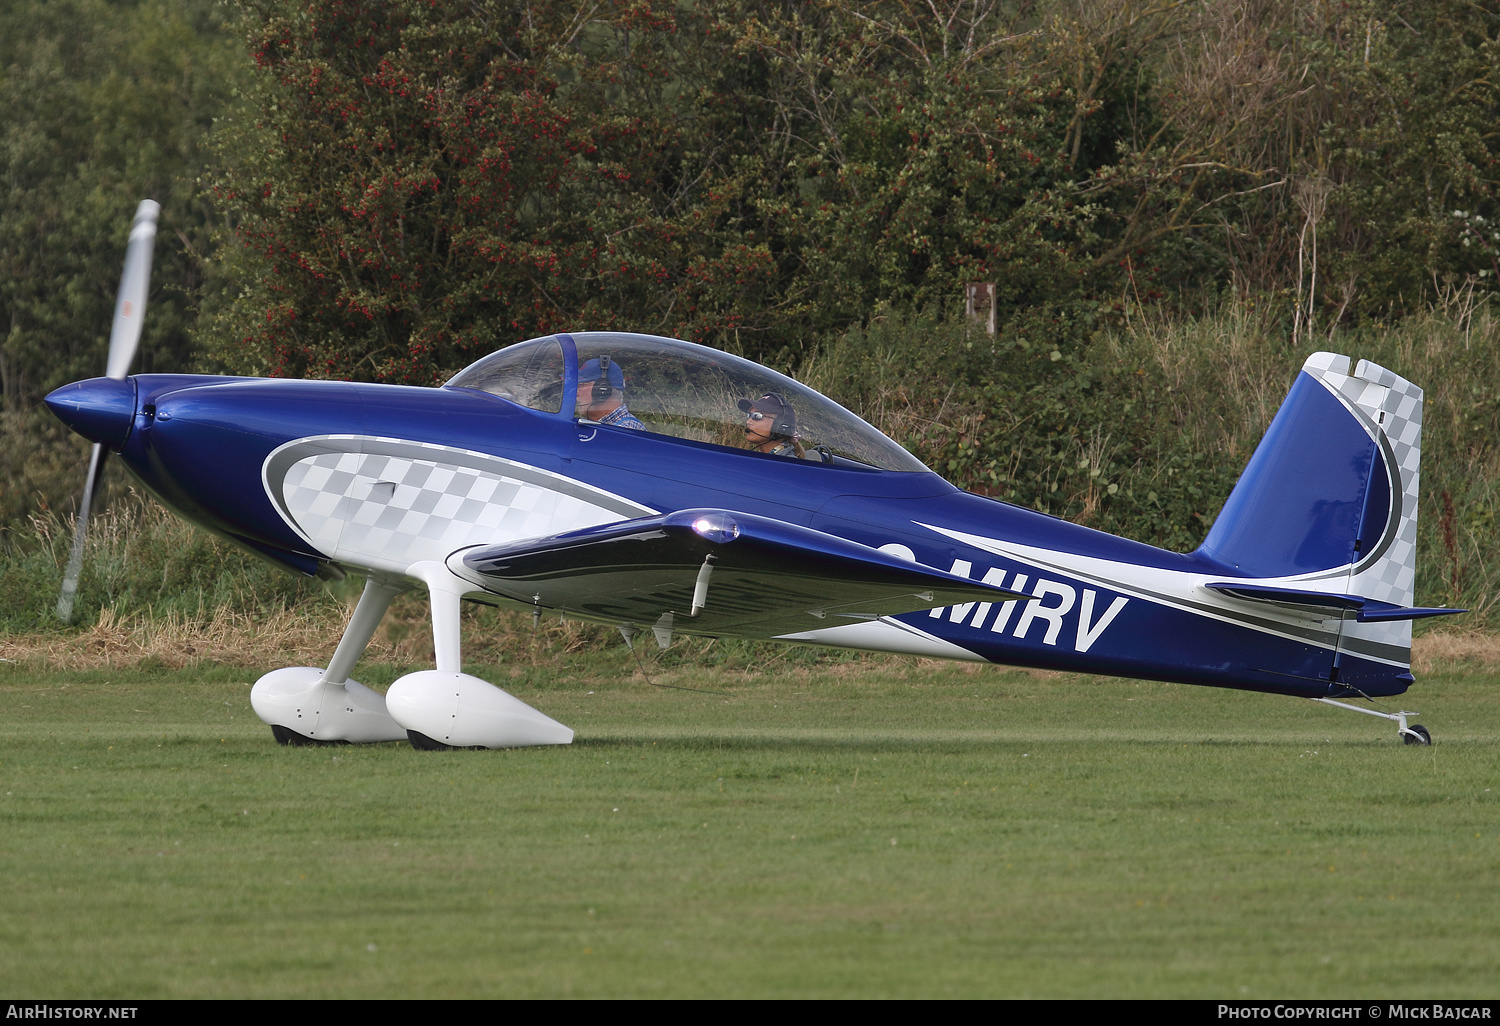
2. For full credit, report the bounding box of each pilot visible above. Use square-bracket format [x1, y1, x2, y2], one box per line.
[576, 356, 646, 430]
[739, 392, 804, 458]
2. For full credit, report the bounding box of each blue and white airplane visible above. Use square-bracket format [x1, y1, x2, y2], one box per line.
[45, 203, 1461, 749]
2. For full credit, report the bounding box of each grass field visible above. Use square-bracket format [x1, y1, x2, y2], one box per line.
[2, 652, 1498, 999]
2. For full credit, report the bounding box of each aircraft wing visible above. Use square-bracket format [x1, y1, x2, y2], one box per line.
[447, 508, 1030, 640]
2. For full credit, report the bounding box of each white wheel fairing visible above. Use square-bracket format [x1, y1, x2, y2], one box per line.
[250, 666, 407, 743]
[385, 670, 574, 748]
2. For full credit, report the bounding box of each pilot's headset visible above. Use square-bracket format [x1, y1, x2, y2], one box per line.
[592, 355, 616, 402]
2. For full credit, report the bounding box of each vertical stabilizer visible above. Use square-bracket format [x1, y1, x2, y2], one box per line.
[1197, 352, 1424, 680]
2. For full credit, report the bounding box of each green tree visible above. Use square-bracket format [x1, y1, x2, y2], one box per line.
[207, 0, 719, 383]
[207, 1, 1116, 379]
[1, 0, 242, 405]
[0, 0, 244, 527]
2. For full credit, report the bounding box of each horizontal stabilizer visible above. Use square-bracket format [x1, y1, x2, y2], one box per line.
[1204, 582, 1464, 623]
[449, 509, 1028, 639]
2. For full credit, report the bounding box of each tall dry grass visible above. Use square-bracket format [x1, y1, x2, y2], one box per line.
[0, 604, 347, 670]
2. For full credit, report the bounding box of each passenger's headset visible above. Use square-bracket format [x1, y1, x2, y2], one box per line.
[592, 355, 615, 402]
[763, 392, 795, 436]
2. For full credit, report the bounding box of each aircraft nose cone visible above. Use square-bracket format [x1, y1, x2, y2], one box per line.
[45, 376, 138, 450]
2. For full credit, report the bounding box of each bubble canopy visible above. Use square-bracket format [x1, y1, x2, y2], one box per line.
[446, 332, 930, 473]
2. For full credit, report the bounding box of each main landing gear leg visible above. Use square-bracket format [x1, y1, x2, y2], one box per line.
[1313, 697, 1431, 745]
[251, 576, 410, 744]
[382, 561, 574, 750]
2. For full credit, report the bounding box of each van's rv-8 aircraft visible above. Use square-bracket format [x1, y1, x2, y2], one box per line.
[45, 202, 1462, 749]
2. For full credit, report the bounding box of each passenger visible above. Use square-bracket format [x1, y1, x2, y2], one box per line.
[739, 392, 805, 458]
[576, 356, 646, 430]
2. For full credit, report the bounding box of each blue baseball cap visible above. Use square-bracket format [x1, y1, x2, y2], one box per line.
[578, 358, 625, 389]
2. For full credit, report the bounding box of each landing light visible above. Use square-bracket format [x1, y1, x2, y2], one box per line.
[691, 514, 740, 544]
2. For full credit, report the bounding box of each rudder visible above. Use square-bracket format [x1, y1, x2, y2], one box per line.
[1196, 353, 1425, 684]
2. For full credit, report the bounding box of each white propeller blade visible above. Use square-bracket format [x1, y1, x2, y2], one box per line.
[57, 200, 159, 622]
[56, 443, 105, 624]
[105, 200, 160, 381]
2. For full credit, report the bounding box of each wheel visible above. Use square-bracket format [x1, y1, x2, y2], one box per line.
[271, 724, 349, 746]
[272, 723, 316, 746]
[1402, 724, 1432, 745]
[407, 729, 454, 751]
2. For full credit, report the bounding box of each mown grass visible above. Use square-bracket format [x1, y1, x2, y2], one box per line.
[2, 655, 1498, 998]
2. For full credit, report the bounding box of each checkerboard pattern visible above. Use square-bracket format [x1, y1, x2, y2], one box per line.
[273, 438, 648, 572]
[1302, 352, 1426, 656]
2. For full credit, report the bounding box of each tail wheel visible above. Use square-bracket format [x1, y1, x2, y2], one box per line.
[1402, 724, 1432, 745]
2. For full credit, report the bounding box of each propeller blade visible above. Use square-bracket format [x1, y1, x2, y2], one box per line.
[104, 200, 160, 381]
[56, 442, 106, 624]
[57, 200, 157, 622]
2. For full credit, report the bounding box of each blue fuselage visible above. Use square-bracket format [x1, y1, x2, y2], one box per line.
[55, 372, 1412, 699]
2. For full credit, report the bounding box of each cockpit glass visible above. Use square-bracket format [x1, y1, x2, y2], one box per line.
[445, 336, 565, 413]
[446, 332, 929, 473]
